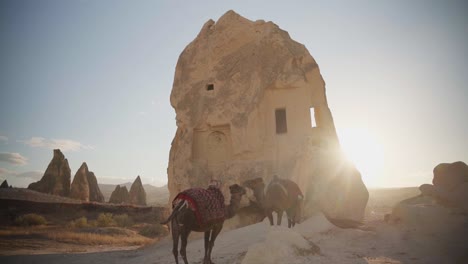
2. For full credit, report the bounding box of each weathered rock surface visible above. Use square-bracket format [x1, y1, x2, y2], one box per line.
[0, 180, 9, 188]
[433, 161, 468, 191]
[167, 10, 368, 221]
[87, 171, 105, 203]
[69, 162, 105, 202]
[70, 163, 90, 201]
[418, 161, 468, 211]
[129, 176, 146, 206]
[28, 149, 71, 197]
[109, 185, 130, 204]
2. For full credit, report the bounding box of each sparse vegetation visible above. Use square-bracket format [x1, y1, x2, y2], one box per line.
[97, 213, 116, 227]
[14, 213, 47, 226]
[68, 217, 88, 228]
[138, 223, 168, 238]
[46, 231, 151, 246]
[114, 214, 134, 227]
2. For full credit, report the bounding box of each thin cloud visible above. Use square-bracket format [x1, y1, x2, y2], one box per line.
[18, 137, 94, 152]
[0, 168, 42, 180]
[0, 152, 28, 165]
[0, 135, 8, 143]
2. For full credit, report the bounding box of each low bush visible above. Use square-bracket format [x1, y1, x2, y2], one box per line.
[68, 217, 88, 228]
[97, 213, 115, 227]
[14, 213, 47, 226]
[114, 214, 134, 228]
[138, 224, 168, 238]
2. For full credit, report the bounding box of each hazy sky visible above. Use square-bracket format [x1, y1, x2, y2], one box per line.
[1, 0, 467, 188]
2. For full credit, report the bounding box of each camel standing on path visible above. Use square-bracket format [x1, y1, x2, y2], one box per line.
[161, 184, 246, 264]
[264, 176, 304, 228]
[243, 176, 303, 228]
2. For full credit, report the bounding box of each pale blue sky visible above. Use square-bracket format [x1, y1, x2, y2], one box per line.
[1, 0, 467, 188]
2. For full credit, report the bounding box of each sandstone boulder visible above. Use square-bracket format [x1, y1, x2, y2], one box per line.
[129, 176, 146, 206]
[109, 185, 130, 204]
[0, 179, 9, 188]
[167, 10, 368, 221]
[70, 163, 90, 201]
[28, 149, 71, 196]
[433, 161, 468, 191]
[87, 171, 105, 203]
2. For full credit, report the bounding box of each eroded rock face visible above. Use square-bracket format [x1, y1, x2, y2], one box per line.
[167, 10, 368, 221]
[70, 163, 90, 201]
[0, 180, 9, 188]
[28, 149, 71, 196]
[433, 161, 468, 191]
[418, 161, 468, 211]
[87, 171, 105, 203]
[129, 176, 146, 206]
[109, 185, 130, 204]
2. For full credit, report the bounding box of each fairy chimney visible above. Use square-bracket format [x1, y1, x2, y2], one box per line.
[28, 149, 71, 196]
[109, 185, 130, 204]
[167, 10, 368, 221]
[129, 176, 147, 206]
[70, 163, 90, 201]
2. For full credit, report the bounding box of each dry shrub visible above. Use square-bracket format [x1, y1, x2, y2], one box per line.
[138, 224, 168, 238]
[68, 217, 88, 228]
[97, 213, 115, 227]
[114, 214, 134, 228]
[46, 231, 151, 246]
[14, 214, 47, 226]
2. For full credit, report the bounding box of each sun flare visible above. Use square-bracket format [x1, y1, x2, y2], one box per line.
[338, 127, 385, 186]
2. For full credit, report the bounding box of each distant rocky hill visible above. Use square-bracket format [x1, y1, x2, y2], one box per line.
[99, 183, 169, 206]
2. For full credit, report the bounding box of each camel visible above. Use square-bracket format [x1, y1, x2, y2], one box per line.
[243, 176, 303, 228]
[161, 183, 246, 264]
[264, 175, 304, 227]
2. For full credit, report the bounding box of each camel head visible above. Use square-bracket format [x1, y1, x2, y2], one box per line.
[229, 183, 246, 196]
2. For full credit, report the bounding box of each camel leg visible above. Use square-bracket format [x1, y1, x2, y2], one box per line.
[203, 230, 211, 264]
[206, 224, 223, 264]
[180, 228, 191, 264]
[277, 210, 283, 226]
[267, 209, 274, 226]
[171, 219, 180, 264]
[288, 218, 292, 228]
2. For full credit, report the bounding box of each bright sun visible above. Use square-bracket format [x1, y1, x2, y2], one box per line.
[338, 127, 385, 187]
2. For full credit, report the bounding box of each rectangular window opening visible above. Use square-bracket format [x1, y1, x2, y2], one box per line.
[310, 107, 316, 128]
[206, 84, 214, 91]
[275, 108, 287, 134]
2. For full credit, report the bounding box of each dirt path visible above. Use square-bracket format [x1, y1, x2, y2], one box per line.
[1, 216, 466, 264]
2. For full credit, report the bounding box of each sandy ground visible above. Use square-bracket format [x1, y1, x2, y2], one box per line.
[1, 214, 466, 264]
[1, 188, 466, 264]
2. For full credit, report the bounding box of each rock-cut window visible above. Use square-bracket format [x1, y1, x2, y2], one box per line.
[206, 84, 214, 91]
[275, 108, 287, 134]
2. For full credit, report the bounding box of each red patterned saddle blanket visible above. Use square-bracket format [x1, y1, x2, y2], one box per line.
[173, 187, 225, 226]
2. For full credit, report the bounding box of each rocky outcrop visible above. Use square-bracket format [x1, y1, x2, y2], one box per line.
[129, 176, 146, 206]
[109, 185, 130, 204]
[417, 161, 468, 211]
[0, 180, 9, 188]
[70, 162, 105, 202]
[433, 161, 468, 191]
[70, 163, 90, 201]
[167, 10, 368, 221]
[28, 149, 71, 196]
[87, 171, 105, 203]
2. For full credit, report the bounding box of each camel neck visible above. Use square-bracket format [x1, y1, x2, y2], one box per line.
[226, 192, 242, 219]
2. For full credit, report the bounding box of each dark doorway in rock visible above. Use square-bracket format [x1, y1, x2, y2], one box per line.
[275, 108, 287, 134]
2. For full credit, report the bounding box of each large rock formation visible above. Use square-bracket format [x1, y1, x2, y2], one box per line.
[28, 149, 71, 196]
[70, 163, 90, 201]
[87, 171, 105, 203]
[129, 176, 147, 206]
[419, 161, 468, 211]
[0, 179, 9, 188]
[70, 162, 105, 202]
[167, 10, 368, 221]
[109, 185, 130, 204]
